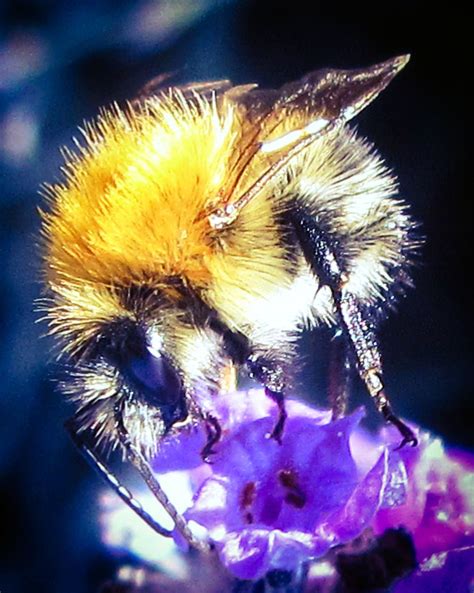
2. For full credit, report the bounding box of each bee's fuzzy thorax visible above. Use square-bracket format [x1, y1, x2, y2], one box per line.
[41, 91, 297, 351]
[41, 93, 237, 288]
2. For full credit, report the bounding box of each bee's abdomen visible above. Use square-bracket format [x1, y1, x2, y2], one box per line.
[286, 127, 419, 307]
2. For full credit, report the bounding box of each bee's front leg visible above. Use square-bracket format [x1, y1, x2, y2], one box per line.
[247, 355, 287, 443]
[200, 413, 222, 463]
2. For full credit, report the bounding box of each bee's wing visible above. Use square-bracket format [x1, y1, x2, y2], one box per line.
[211, 55, 410, 226]
[230, 55, 409, 146]
[263, 55, 408, 121]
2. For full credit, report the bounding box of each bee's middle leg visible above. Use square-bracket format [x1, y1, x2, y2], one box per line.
[329, 333, 351, 419]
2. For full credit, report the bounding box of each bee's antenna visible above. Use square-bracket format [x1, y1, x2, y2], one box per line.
[113, 405, 212, 553]
[65, 418, 173, 538]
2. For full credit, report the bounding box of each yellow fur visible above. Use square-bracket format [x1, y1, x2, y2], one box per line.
[42, 92, 408, 350]
[42, 94, 236, 288]
[42, 92, 295, 348]
[42, 281, 129, 357]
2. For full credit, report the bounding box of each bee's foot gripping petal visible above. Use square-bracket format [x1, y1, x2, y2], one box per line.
[382, 406, 418, 449]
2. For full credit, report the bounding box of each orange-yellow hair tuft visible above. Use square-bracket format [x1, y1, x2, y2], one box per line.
[42, 93, 237, 289]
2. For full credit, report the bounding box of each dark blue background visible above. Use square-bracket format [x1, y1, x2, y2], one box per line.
[0, 2, 470, 592]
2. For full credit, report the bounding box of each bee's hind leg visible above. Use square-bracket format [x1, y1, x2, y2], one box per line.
[290, 206, 417, 448]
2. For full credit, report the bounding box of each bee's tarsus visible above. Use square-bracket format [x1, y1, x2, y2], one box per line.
[201, 413, 222, 463]
[381, 403, 418, 449]
[265, 387, 287, 444]
[247, 357, 288, 442]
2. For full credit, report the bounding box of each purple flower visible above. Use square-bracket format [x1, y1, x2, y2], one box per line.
[392, 546, 474, 593]
[151, 388, 331, 473]
[183, 392, 406, 580]
[373, 425, 474, 561]
[100, 388, 474, 591]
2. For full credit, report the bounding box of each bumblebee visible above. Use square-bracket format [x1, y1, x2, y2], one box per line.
[41, 56, 419, 547]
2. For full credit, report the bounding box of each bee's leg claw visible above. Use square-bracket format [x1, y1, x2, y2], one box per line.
[265, 387, 287, 444]
[382, 405, 418, 449]
[201, 448, 218, 464]
[247, 357, 287, 443]
[269, 424, 283, 444]
[270, 429, 283, 444]
[200, 414, 222, 463]
[394, 431, 418, 450]
[394, 436, 417, 451]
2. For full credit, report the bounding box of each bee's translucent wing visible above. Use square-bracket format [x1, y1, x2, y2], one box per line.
[267, 55, 408, 122]
[210, 55, 410, 228]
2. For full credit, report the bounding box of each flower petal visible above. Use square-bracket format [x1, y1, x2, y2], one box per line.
[374, 431, 474, 559]
[217, 529, 272, 580]
[392, 546, 474, 593]
[319, 448, 395, 544]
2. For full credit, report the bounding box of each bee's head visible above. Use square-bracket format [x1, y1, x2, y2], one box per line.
[45, 282, 227, 458]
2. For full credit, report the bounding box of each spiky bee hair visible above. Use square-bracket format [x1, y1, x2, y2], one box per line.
[41, 56, 418, 461]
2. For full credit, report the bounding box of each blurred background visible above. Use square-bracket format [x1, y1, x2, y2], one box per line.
[0, 2, 470, 592]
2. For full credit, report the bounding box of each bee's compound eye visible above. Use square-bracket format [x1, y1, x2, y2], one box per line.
[125, 348, 183, 408]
